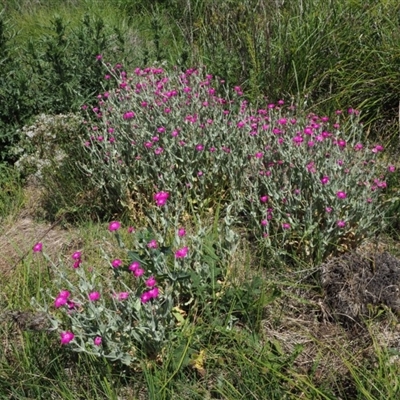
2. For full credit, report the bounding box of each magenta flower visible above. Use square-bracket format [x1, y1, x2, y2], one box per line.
[60, 331, 75, 345]
[325, 207, 333, 213]
[54, 296, 68, 308]
[117, 292, 129, 300]
[175, 247, 189, 258]
[128, 226, 135, 233]
[372, 144, 384, 153]
[320, 176, 330, 185]
[94, 336, 102, 346]
[134, 268, 145, 277]
[178, 227, 186, 237]
[145, 276, 157, 287]
[123, 111, 135, 120]
[108, 221, 121, 231]
[148, 287, 159, 299]
[337, 220, 346, 228]
[154, 191, 169, 206]
[71, 251, 81, 260]
[260, 195, 269, 203]
[292, 135, 303, 145]
[73, 260, 82, 269]
[282, 223, 291, 230]
[147, 239, 158, 249]
[354, 143, 363, 151]
[336, 191, 347, 199]
[261, 219, 268, 227]
[33, 242, 43, 253]
[111, 259, 122, 268]
[141, 291, 152, 303]
[88, 292, 100, 302]
[388, 165, 396, 173]
[129, 261, 140, 271]
[58, 290, 70, 299]
[195, 144, 204, 151]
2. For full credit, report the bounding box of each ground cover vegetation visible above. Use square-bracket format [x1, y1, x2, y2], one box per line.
[1, 0, 400, 398]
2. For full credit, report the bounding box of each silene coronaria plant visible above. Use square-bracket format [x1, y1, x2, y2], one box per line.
[78, 58, 393, 264]
[33, 215, 232, 366]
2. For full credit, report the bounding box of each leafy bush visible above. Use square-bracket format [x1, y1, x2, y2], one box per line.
[72, 64, 392, 263]
[0, 10, 125, 163]
[33, 218, 239, 366]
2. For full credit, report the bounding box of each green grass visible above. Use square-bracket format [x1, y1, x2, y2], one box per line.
[0, 163, 24, 220]
[2, 0, 400, 398]
[2, 203, 400, 399]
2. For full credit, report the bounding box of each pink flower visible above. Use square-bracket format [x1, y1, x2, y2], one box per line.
[58, 290, 70, 299]
[337, 220, 346, 228]
[88, 292, 100, 302]
[372, 145, 384, 153]
[282, 223, 291, 230]
[33, 242, 43, 253]
[73, 260, 82, 269]
[71, 251, 81, 260]
[111, 259, 122, 268]
[54, 296, 67, 308]
[175, 246, 189, 258]
[147, 239, 158, 249]
[337, 139, 346, 149]
[134, 268, 145, 277]
[148, 287, 159, 299]
[336, 191, 347, 199]
[261, 219, 268, 226]
[94, 336, 102, 346]
[354, 143, 363, 151]
[195, 144, 204, 151]
[129, 261, 140, 271]
[292, 135, 303, 145]
[128, 226, 135, 233]
[388, 165, 396, 173]
[117, 292, 129, 300]
[154, 191, 169, 206]
[320, 176, 330, 185]
[306, 162, 316, 174]
[178, 227, 186, 237]
[145, 276, 157, 287]
[108, 221, 121, 231]
[260, 195, 269, 203]
[60, 331, 75, 345]
[141, 291, 151, 303]
[128, 261, 140, 271]
[123, 111, 135, 120]
[154, 147, 164, 155]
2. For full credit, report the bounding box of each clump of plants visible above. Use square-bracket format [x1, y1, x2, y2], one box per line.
[13, 113, 83, 178]
[33, 209, 238, 366]
[74, 61, 393, 263]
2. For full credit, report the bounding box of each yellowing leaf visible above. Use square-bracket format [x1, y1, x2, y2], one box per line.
[190, 349, 206, 377]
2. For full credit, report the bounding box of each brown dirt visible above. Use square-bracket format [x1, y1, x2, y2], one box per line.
[0, 182, 79, 278]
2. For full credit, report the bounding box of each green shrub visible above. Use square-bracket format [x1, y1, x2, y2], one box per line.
[61, 64, 393, 263]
